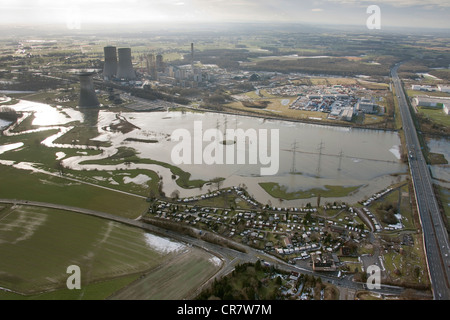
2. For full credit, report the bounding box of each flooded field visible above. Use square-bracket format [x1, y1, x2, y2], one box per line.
[1, 99, 408, 206]
[427, 137, 450, 188]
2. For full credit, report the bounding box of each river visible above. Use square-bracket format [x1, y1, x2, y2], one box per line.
[1, 99, 408, 207]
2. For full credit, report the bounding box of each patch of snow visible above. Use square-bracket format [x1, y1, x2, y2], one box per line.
[209, 256, 222, 267]
[143, 233, 186, 254]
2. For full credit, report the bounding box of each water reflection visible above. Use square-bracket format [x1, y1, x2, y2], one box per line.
[79, 108, 99, 128]
[91, 111, 408, 200]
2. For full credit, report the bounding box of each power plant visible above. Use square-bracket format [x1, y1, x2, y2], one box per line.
[78, 72, 100, 108]
[116, 47, 136, 80]
[103, 46, 118, 80]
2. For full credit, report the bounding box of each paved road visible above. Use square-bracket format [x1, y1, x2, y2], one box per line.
[391, 64, 450, 300]
[0, 198, 405, 298]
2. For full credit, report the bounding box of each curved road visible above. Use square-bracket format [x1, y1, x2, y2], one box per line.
[391, 64, 450, 300]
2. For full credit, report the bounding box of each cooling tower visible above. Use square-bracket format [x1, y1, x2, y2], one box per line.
[117, 48, 136, 80]
[78, 72, 100, 108]
[103, 46, 117, 79]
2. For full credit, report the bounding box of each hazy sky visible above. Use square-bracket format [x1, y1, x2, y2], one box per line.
[0, 0, 449, 29]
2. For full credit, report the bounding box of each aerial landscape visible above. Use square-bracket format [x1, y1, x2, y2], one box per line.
[0, 0, 449, 306]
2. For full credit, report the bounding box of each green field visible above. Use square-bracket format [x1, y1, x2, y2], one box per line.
[0, 205, 172, 295]
[437, 186, 450, 227]
[0, 204, 220, 299]
[0, 165, 148, 219]
[417, 106, 450, 127]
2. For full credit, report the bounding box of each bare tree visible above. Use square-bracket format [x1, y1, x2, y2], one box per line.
[170, 189, 180, 200]
[211, 177, 224, 191]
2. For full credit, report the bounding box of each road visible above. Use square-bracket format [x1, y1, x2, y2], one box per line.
[391, 64, 450, 300]
[0, 198, 405, 298]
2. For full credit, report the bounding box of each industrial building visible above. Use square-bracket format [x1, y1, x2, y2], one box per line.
[116, 48, 136, 80]
[103, 46, 118, 80]
[411, 84, 435, 92]
[146, 53, 157, 80]
[356, 98, 377, 114]
[438, 85, 450, 93]
[413, 95, 450, 108]
[78, 72, 100, 108]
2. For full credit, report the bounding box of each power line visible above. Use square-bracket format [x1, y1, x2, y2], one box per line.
[317, 140, 324, 177]
[338, 149, 343, 171]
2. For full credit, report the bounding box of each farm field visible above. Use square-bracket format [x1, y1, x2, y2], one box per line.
[416, 106, 450, 127]
[0, 204, 221, 299]
[109, 250, 222, 300]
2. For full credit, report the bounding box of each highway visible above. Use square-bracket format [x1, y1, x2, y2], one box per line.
[391, 64, 450, 300]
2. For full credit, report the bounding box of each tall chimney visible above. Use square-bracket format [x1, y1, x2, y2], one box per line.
[117, 48, 136, 80]
[78, 72, 100, 108]
[103, 46, 117, 80]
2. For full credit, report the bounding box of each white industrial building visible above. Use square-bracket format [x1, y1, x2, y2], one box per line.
[413, 95, 450, 108]
[412, 84, 435, 92]
[438, 85, 450, 93]
[357, 98, 377, 114]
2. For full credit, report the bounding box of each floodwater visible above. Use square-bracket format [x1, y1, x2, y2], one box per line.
[3, 99, 408, 206]
[89, 110, 407, 205]
[0, 142, 24, 155]
[427, 137, 450, 188]
[0, 119, 11, 129]
[7, 100, 83, 126]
